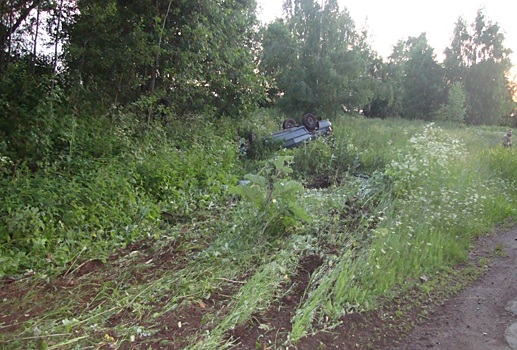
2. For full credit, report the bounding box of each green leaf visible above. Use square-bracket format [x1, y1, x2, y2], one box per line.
[289, 204, 312, 224]
[245, 173, 267, 187]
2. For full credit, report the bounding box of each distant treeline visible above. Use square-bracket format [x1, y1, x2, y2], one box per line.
[1, 0, 516, 164]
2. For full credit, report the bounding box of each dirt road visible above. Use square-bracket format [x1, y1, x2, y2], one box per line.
[392, 227, 517, 350]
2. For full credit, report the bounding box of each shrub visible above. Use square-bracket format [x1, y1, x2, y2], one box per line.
[434, 82, 467, 123]
[0, 161, 160, 277]
[290, 137, 335, 179]
[229, 155, 311, 238]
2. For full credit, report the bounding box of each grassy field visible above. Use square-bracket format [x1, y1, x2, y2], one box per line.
[1, 112, 517, 349]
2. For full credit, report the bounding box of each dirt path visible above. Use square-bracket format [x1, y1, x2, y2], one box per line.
[392, 227, 517, 350]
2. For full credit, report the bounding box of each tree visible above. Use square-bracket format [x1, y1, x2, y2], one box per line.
[0, 0, 52, 73]
[444, 10, 515, 125]
[1, 0, 38, 70]
[465, 59, 513, 125]
[402, 34, 445, 120]
[261, 0, 377, 117]
[0, 0, 73, 165]
[434, 81, 467, 123]
[443, 17, 470, 85]
[64, 0, 263, 117]
[362, 57, 402, 119]
[259, 19, 298, 104]
[384, 34, 444, 120]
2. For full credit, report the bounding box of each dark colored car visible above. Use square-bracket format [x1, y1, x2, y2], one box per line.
[271, 114, 332, 149]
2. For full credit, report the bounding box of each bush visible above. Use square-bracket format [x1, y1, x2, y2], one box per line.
[0, 161, 160, 277]
[0, 108, 241, 276]
[229, 156, 311, 238]
[244, 136, 284, 160]
[482, 146, 517, 183]
[434, 82, 467, 123]
[0, 61, 84, 167]
[290, 137, 334, 179]
[135, 138, 238, 217]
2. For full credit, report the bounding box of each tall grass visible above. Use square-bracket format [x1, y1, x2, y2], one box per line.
[288, 117, 517, 340]
[0, 115, 240, 277]
[3, 110, 517, 349]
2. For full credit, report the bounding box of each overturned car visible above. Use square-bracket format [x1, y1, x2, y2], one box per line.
[240, 113, 332, 157]
[271, 113, 332, 149]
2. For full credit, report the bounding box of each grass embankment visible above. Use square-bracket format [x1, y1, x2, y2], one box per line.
[1, 113, 516, 349]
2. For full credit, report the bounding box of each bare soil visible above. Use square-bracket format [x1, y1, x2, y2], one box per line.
[232, 225, 517, 350]
[1, 226, 516, 349]
[391, 226, 517, 350]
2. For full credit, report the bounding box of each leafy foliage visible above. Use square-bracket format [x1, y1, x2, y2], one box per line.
[434, 81, 467, 123]
[0, 160, 159, 276]
[65, 0, 264, 117]
[289, 136, 335, 180]
[0, 59, 71, 166]
[244, 135, 284, 160]
[400, 34, 445, 120]
[2, 1, 517, 347]
[260, 0, 378, 116]
[0, 113, 239, 277]
[444, 10, 515, 125]
[3, 113, 517, 349]
[229, 155, 311, 237]
[134, 136, 238, 217]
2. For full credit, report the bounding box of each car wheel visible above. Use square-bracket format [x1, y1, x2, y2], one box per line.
[248, 131, 257, 144]
[282, 118, 297, 129]
[302, 113, 318, 131]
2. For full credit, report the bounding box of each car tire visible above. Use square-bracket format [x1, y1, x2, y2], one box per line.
[282, 118, 297, 129]
[302, 113, 318, 131]
[248, 131, 257, 144]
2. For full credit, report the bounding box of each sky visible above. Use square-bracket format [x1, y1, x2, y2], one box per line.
[256, 0, 517, 78]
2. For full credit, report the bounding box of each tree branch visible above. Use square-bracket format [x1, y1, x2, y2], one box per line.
[2, 0, 42, 41]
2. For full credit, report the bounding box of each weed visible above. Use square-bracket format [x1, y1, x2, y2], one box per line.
[493, 243, 506, 257]
[3, 114, 517, 350]
[229, 155, 311, 238]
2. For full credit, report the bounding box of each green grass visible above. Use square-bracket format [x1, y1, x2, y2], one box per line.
[285, 117, 517, 342]
[2, 111, 517, 349]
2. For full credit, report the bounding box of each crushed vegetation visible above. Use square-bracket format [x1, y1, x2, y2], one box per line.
[2, 114, 517, 349]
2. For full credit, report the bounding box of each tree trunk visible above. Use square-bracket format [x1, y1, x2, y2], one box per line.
[52, 0, 64, 77]
[0, 1, 42, 74]
[146, 0, 173, 125]
[32, 2, 41, 71]
[6, 6, 13, 72]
